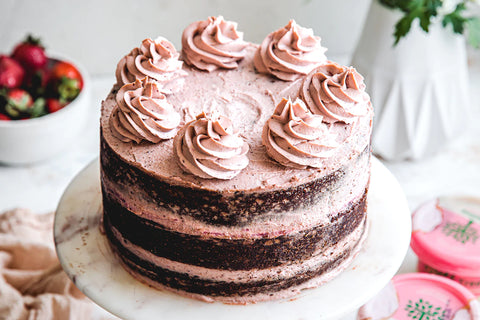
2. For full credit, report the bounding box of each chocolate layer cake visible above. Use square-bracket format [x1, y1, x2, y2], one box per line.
[100, 17, 373, 304]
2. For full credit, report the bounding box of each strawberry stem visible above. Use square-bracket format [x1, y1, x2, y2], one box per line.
[58, 76, 80, 102]
[24, 34, 45, 49]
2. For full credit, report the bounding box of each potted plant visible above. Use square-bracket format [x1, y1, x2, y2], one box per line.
[351, 0, 480, 160]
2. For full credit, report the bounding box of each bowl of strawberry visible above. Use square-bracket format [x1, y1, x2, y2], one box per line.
[0, 35, 90, 165]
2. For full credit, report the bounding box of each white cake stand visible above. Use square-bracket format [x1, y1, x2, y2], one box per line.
[54, 157, 411, 320]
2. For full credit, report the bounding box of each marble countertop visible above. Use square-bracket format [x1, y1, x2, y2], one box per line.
[1, 53, 479, 318]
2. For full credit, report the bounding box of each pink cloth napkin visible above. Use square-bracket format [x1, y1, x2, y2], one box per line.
[0, 208, 93, 320]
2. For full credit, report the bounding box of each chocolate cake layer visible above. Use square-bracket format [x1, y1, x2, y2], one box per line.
[101, 132, 370, 227]
[106, 228, 361, 297]
[102, 189, 367, 270]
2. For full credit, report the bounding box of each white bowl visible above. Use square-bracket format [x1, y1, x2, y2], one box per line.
[0, 53, 91, 165]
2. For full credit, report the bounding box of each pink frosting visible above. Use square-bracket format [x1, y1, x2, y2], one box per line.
[109, 77, 181, 143]
[102, 44, 373, 192]
[262, 98, 341, 169]
[116, 37, 186, 86]
[300, 62, 371, 124]
[174, 112, 249, 180]
[182, 16, 248, 72]
[254, 20, 327, 81]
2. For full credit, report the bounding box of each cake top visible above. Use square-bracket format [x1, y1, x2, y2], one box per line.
[101, 17, 373, 191]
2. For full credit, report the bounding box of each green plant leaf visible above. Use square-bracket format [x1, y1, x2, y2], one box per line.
[379, 0, 411, 11]
[419, 12, 432, 32]
[394, 13, 416, 45]
[442, 3, 467, 34]
[420, 0, 442, 32]
[391, 0, 444, 45]
[466, 17, 480, 49]
[385, 0, 480, 49]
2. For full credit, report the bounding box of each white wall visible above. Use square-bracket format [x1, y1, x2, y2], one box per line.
[0, 0, 371, 77]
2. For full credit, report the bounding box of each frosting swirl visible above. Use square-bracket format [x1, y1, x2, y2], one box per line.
[116, 37, 186, 86]
[181, 16, 248, 72]
[262, 98, 340, 169]
[254, 20, 327, 81]
[109, 77, 181, 143]
[300, 62, 371, 124]
[174, 112, 249, 179]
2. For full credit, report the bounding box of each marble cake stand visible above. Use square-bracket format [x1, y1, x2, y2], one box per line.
[54, 157, 411, 320]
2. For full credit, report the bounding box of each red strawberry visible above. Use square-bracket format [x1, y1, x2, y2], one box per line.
[0, 114, 11, 121]
[4, 88, 33, 118]
[2, 89, 47, 119]
[11, 35, 47, 71]
[46, 98, 65, 113]
[50, 61, 83, 101]
[7, 88, 33, 107]
[0, 55, 25, 88]
[50, 61, 83, 89]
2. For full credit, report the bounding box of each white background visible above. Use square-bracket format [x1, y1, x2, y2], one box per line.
[0, 0, 371, 76]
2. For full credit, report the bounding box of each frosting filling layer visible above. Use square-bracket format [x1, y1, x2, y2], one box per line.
[108, 216, 366, 284]
[104, 213, 367, 303]
[102, 189, 367, 270]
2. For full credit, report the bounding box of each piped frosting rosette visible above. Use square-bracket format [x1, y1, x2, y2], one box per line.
[300, 62, 371, 124]
[116, 37, 186, 86]
[262, 98, 341, 169]
[254, 20, 327, 81]
[181, 16, 248, 72]
[174, 112, 249, 180]
[109, 77, 181, 143]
